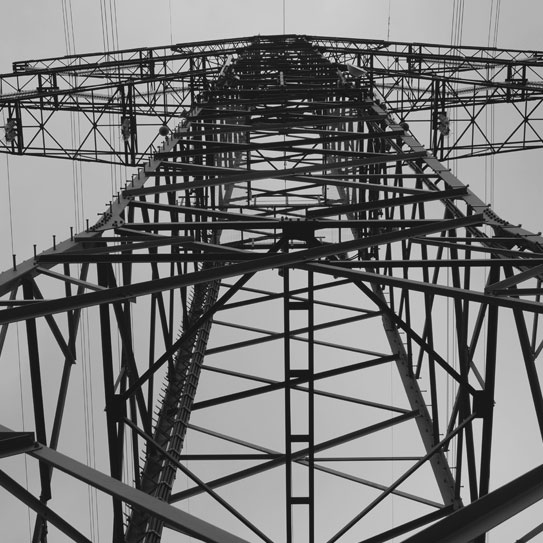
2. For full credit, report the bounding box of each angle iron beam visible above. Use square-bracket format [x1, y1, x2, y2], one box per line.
[413, 237, 543, 259]
[0, 214, 486, 325]
[202, 360, 409, 413]
[486, 262, 543, 292]
[193, 354, 397, 411]
[122, 151, 428, 197]
[118, 219, 445, 231]
[218, 279, 373, 312]
[359, 507, 454, 543]
[159, 129, 403, 158]
[305, 262, 543, 314]
[478, 266, 500, 501]
[302, 461, 444, 509]
[401, 463, 543, 543]
[22, 280, 51, 502]
[34, 266, 107, 292]
[182, 424, 441, 509]
[123, 419, 273, 543]
[0, 288, 17, 357]
[0, 426, 253, 543]
[30, 282, 76, 365]
[206, 312, 383, 357]
[121, 240, 288, 401]
[0, 469, 92, 543]
[516, 520, 543, 543]
[513, 306, 543, 441]
[0, 119, 191, 297]
[329, 258, 543, 269]
[96, 265, 124, 541]
[306, 187, 468, 219]
[169, 411, 418, 503]
[0, 431, 36, 458]
[326, 416, 474, 543]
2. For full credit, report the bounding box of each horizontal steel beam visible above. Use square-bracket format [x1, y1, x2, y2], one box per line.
[123, 152, 428, 196]
[170, 411, 418, 503]
[0, 431, 37, 458]
[306, 263, 543, 314]
[307, 187, 468, 218]
[402, 463, 543, 543]
[0, 426, 250, 543]
[0, 214, 484, 324]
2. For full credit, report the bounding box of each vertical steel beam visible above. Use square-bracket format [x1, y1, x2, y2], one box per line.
[22, 279, 51, 543]
[478, 267, 500, 497]
[283, 268, 293, 543]
[308, 270, 315, 543]
[96, 264, 124, 542]
[513, 308, 543, 440]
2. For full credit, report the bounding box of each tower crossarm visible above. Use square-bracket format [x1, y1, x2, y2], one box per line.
[3, 35, 543, 163]
[0, 38, 251, 165]
[312, 36, 543, 159]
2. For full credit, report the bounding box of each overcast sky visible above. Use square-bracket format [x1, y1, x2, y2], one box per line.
[1, 2, 543, 542]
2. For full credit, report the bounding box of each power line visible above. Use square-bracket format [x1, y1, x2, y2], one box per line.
[4, 155, 15, 255]
[387, 0, 392, 41]
[450, 0, 465, 47]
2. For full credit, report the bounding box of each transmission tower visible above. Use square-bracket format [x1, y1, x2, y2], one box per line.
[1, 34, 543, 543]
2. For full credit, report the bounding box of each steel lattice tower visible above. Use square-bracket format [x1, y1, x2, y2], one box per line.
[2, 34, 543, 543]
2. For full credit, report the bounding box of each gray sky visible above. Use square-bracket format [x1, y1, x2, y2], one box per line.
[1, 2, 543, 542]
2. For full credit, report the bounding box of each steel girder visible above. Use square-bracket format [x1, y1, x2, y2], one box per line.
[2, 34, 543, 163]
[1, 34, 543, 543]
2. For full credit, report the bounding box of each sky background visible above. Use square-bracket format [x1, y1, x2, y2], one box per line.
[1, 1, 543, 542]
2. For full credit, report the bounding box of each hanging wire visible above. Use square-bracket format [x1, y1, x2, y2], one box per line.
[80, 306, 96, 542]
[387, 0, 392, 41]
[485, 0, 501, 208]
[99, 0, 110, 52]
[16, 319, 32, 538]
[5, 156, 15, 255]
[61, 0, 73, 55]
[109, 0, 120, 50]
[5, 153, 32, 539]
[60, 2, 103, 539]
[446, 0, 465, 471]
[493, 0, 502, 47]
[97, 3, 136, 528]
[450, 0, 465, 49]
[480, 0, 501, 454]
[85, 308, 100, 543]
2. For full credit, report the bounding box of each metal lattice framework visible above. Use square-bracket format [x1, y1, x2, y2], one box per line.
[1, 34, 543, 543]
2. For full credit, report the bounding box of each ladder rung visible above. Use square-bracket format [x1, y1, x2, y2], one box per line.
[290, 496, 310, 505]
[288, 301, 310, 310]
[289, 369, 309, 378]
